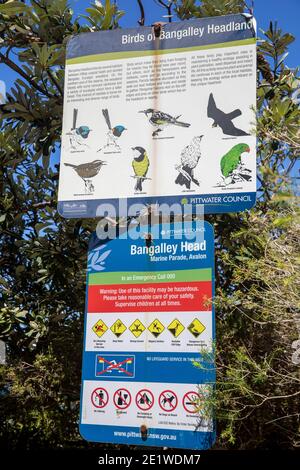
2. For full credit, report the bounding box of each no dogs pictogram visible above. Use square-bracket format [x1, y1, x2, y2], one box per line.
[159, 390, 178, 412]
[135, 389, 154, 411]
[113, 388, 131, 409]
[91, 387, 109, 408]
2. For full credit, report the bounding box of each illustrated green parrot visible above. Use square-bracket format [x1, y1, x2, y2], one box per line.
[132, 146, 150, 192]
[220, 143, 251, 184]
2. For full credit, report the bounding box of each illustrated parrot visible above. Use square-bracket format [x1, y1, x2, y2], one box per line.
[220, 143, 251, 184]
[132, 146, 150, 192]
[175, 136, 203, 189]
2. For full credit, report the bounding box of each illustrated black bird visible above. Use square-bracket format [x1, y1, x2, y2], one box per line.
[64, 159, 107, 194]
[175, 136, 203, 189]
[207, 93, 250, 137]
[132, 146, 150, 192]
[67, 108, 92, 149]
[139, 108, 190, 137]
[99, 108, 126, 152]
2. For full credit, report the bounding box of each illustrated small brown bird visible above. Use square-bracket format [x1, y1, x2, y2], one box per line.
[64, 159, 107, 193]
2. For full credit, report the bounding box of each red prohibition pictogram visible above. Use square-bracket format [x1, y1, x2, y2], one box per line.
[113, 388, 132, 410]
[96, 356, 134, 377]
[91, 387, 109, 408]
[159, 390, 178, 412]
[135, 389, 154, 411]
[182, 391, 201, 414]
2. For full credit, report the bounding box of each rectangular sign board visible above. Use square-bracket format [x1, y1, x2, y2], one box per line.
[79, 221, 215, 449]
[58, 14, 256, 218]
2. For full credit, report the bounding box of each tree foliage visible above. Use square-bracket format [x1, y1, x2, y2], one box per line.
[0, 0, 299, 449]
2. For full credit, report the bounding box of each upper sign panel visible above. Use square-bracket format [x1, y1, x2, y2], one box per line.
[58, 14, 256, 218]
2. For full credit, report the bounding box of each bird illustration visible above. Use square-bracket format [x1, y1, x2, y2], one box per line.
[139, 108, 190, 137]
[207, 93, 250, 137]
[175, 136, 203, 189]
[66, 108, 92, 150]
[99, 108, 126, 152]
[220, 143, 251, 185]
[132, 146, 150, 192]
[64, 159, 107, 194]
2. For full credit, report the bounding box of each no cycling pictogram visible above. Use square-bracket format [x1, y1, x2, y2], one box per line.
[159, 390, 178, 412]
[113, 388, 131, 410]
[182, 391, 200, 414]
[91, 387, 109, 408]
[135, 389, 154, 411]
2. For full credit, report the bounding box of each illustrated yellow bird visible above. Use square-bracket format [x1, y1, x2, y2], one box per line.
[132, 146, 150, 192]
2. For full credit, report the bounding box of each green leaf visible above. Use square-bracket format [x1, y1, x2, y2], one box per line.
[0, 1, 30, 16]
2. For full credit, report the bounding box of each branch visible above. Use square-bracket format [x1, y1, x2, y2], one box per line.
[0, 52, 54, 99]
[136, 0, 145, 26]
[154, 0, 174, 22]
[46, 70, 63, 97]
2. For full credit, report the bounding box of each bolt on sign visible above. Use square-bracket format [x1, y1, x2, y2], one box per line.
[79, 221, 215, 449]
[58, 14, 257, 218]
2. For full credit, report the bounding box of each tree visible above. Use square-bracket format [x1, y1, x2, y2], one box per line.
[0, 0, 299, 449]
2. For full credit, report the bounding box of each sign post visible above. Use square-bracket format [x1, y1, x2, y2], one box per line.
[79, 221, 215, 449]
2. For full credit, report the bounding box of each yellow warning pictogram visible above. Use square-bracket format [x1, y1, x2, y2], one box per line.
[187, 318, 206, 338]
[129, 319, 146, 338]
[110, 319, 127, 338]
[92, 319, 108, 338]
[167, 319, 185, 338]
[148, 319, 165, 338]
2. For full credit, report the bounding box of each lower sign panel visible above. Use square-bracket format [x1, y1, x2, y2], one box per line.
[80, 381, 214, 448]
[80, 221, 216, 449]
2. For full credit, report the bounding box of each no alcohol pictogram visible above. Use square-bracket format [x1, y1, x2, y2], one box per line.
[91, 387, 109, 408]
[113, 388, 131, 409]
[159, 390, 178, 412]
[182, 391, 200, 414]
[135, 389, 154, 411]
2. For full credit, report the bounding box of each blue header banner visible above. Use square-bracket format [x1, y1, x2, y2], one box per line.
[67, 14, 256, 59]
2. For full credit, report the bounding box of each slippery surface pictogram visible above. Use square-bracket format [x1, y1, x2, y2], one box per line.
[148, 319, 165, 338]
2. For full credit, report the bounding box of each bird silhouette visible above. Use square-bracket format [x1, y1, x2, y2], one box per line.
[99, 108, 126, 152]
[64, 159, 107, 194]
[132, 146, 150, 192]
[175, 136, 203, 189]
[207, 93, 250, 137]
[139, 108, 190, 137]
[66, 108, 92, 149]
